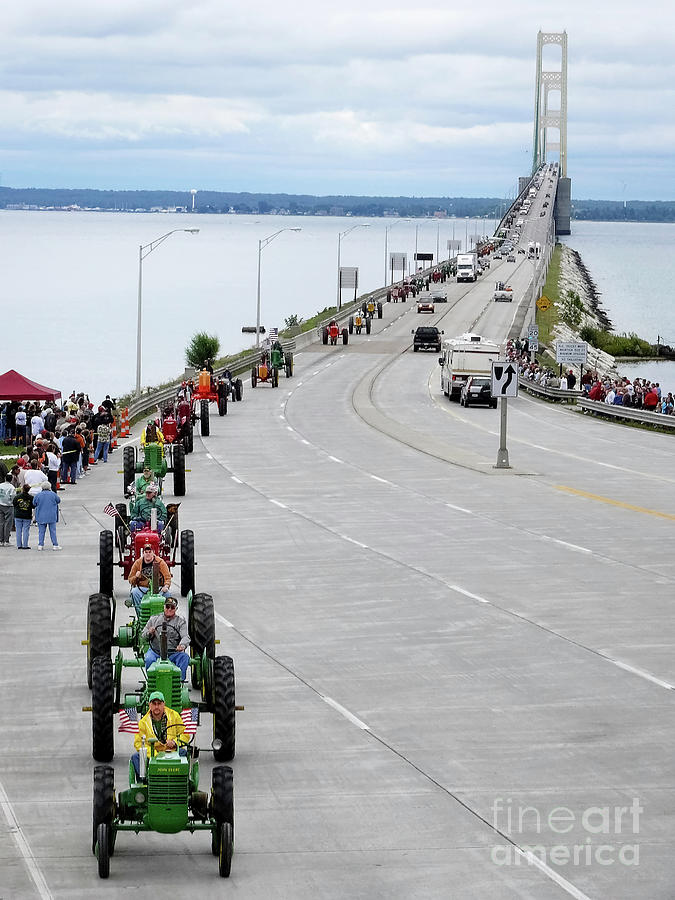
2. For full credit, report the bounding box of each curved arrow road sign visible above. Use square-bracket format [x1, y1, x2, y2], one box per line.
[491, 362, 519, 398]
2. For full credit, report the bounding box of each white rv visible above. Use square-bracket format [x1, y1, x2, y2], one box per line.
[455, 253, 477, 283]
[439, 333, 502, 400]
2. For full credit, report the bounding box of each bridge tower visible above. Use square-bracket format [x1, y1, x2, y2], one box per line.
[532, 30, 570, 234]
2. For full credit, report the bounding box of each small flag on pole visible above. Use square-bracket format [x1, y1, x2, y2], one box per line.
[103, 502, 120, 519]
[181, 707, 199, 735]
[118, 707, 140, 733]
[268, 327, 278, 341]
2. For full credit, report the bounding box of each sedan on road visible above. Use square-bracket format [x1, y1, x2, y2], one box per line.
[460, 376, 497, 408]
[417, 300, 435, 313]
[507, 254, 516, 262]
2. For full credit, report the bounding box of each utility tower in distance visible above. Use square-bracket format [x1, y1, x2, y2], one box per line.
[532, 31, 570, 234]
[190, 189, 197, 211]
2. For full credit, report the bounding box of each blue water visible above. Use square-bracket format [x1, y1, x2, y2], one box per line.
[562, 221, 675, 387]
[0, 211, 491, 403]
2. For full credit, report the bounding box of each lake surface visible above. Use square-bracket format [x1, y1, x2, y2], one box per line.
[2, 212, 674, 403]
[561, 221, 675, 387]
[0, 211, 490, 403]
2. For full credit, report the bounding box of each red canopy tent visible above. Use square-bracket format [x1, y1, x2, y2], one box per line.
[0, 369, 61, 402]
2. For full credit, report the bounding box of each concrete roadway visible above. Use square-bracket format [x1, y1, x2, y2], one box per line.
[3, 256, 673, 898]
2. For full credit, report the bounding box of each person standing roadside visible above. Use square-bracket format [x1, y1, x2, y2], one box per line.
[13, 483, 33, 549]
[31, 410, 44, 442]
[15, 406, 27, 447]
[0, 473, 16, 546]
[23, 460, 49, 497]
[33, 483, 61, 550]
[95, 418, 112, 462]
[45, 444, 61, 491]
[60, 428, 80, 485]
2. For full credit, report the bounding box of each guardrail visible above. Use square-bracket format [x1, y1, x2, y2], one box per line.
[518, 376, 582, 404]
[577, 398, 675, 431]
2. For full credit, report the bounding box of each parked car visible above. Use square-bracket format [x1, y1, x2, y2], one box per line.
[411, 326, 443, 352]
[460, 376, 497, 408]
[507, 254, 516, 262]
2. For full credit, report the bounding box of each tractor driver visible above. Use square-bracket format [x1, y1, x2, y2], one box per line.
[128, 542, 173, 611]
[142, 597, 190, 680]
[131, 691, 189, 778]
[140, 419, 164, 448]
[134, 466, 156, 495]
[129, 484, 168, 533]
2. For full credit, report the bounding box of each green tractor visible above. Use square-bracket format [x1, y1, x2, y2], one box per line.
[85, 579, 236, 766]
[92, 633, 235, 878]
[123, 440, 186, 497]
[271, 340, 293, 378]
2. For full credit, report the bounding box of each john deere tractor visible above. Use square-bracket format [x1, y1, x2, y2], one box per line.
[270, 340, 293, 378]
[92, 630, 234, 879]
[85, 575, 236, 766]
[123, 439, 186, 497]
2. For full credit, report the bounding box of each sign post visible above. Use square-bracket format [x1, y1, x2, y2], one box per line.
[491, 361, 519, 469]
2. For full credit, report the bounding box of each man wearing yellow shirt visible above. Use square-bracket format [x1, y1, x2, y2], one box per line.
[131, 691, 189, 778]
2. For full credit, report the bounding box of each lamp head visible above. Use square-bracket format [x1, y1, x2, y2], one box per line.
[185, 228, 200, 234]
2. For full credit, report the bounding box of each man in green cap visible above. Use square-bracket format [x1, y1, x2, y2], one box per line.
[131, 691, 188, 777]
[134, 466, 156, 496]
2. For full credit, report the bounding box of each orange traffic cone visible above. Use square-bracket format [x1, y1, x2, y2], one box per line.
[111, 421, 118, 449]
[120, 408, 130, 437]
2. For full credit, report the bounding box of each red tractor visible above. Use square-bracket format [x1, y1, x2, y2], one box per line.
[98, 502, 195, 599]
[190, 369, 228, 437]
[161, 399, 194, 454]
[251, 349, 279, 387]
[322, 320, 348, 345]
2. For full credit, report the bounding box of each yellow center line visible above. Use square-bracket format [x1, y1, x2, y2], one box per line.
[556, 485, 675, 520]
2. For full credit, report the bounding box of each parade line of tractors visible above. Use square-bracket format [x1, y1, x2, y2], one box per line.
[81, 275, 461, 879]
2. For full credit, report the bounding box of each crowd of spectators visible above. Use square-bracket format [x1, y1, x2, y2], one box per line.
[0, 392, 118, 549]
[506, 340, 674, 414]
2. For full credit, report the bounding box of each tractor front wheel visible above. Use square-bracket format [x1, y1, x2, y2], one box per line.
[365, 318, 371, 335]
[93, 765, 115, 855]
[342, 328, 348, 345]
[212, 655, 236, 762]
[235, 378, 243, 401]
[200, 400, 210, 436]
[218, 822, 233, 877]
[87, 593, 113, 690]
[180, 530, 195, 597]
[251, 367, 257, 388]
[377, 301, 383, 319]
[190, 592, 215, 689]
[211, 765, 234, 856]
[123, 446, 135, 496]
[173, 444, 186, 496]
[92, 656, 115, 762]
[96, 823, 111, 878]
[218, 396, 227, 416]
[285, 354, 293, 377]
[322, 327, 328, 345]
[99, 530, 114, 597]
[348, 317, 354, 334]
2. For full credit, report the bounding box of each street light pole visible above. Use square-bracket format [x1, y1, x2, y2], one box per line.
[136, 228, 199, 398]
[337, 223, 370, 310]
[256, 227, 302, 347]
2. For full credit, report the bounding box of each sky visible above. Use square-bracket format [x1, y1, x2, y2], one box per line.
[1, 1, 672, 201]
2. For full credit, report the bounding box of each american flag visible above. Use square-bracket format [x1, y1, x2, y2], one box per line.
[268, 327, 278, 340]
[103, 502, 120, 519]
[118, 707, 140, 733]
[181, 707, 199, 735]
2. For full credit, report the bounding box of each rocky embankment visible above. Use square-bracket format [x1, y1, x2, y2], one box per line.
[553, 244, 617, 376]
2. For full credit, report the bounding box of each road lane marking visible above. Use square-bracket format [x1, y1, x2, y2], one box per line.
[370, 475, 392, 484]
[540, 535, 592, 554]
[215, 612, 234, 628]
[446, 502, 472, 514]
[270, 499, 287, 509]
[516, 849, 593, 900]
[206, 453, 213, 459]
[556, 485, 675, 520]
[301, 439, 310, 445]
[0, 780, 52, 900]
[449, 585, 490, 604]
[608, 659, 674, 690]
[321, 696, 370, 730]
[343, 536, 368, 548]
[286, 426, 294, 432]
[328, 455, 343, 463]
[231, 476, 243, 484]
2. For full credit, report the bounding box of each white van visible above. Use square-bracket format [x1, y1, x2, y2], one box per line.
[439, 333, 502, 401]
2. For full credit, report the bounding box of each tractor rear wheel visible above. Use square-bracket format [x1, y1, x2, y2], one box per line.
[211, 765, 234, 855]
[218, 822, 233, 877]
[365, 318, 371, 335]
[187, 425, 194, 453]
[200, 400, 210, 436]
[99, 530, 114, 597]
[218, 396, 227, 416]
[190, 592, 215, 689]
[123, 446, 135, 495]
[322, 327, 328, 345]
[115, 502, 128, 523]
[342, 328, 348, 345]
[251, 367, 257, 388]
[173, 444, 186, 496]
[272, 368, 279, 388]
[180, 530, 195, 597]
[348, 316, 354, 334]
[212, 656, 236, 762]
[92, 765, 115, 854]
[285, 354, 293, 377]
[87, 593, 113, 689]
[96, 823, 111, 878]
[92, 656, 115, 762]
[377, 301, 383, 318]
[235, 379, 243, 401]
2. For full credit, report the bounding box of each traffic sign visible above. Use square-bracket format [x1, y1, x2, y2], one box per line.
[491, 362, 519, 398]
[536, 295, 551, 310]
[527, 323, 539, 339]
[555, 341, 587, 364]
[528, 339, 539, 352]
